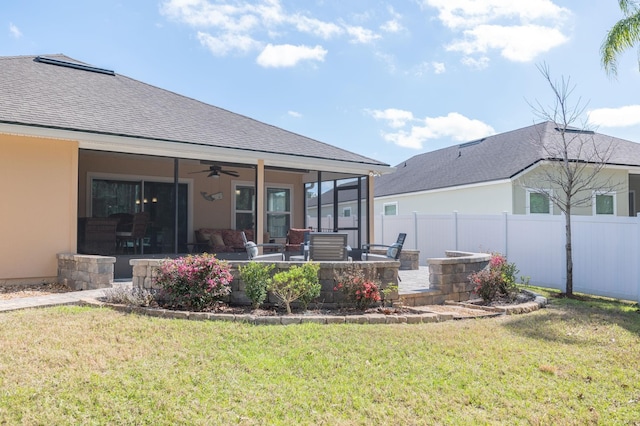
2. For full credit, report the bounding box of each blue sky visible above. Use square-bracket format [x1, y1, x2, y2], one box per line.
[3, 1, 640, 167]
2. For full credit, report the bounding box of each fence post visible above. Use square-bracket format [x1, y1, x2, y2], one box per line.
[502, 211, 508, 257]
[413, 211, 418, 250]
[637, 213, 640, 303]
[453, 211, 458, 250]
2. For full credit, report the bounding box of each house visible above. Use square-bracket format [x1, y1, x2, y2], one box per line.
[374, 122, 640, 217]
[0, 54, 393, 284]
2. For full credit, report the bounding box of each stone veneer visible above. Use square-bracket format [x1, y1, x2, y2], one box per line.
[57, 253, 116, 290]
[130, 258, 400, 308]
[401, 251, 490, 307]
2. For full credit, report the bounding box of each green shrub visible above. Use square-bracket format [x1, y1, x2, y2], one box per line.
[469, 253, 519, 303]
[153, 254, 233, 311]
[238, 262, 274, 309]
[269, 263, 321, 314]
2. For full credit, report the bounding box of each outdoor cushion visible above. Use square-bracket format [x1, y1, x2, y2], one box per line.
[387, 243, 401, 259]
[210, 233, 225, 247]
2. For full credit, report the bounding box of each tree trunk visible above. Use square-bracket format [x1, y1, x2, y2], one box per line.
[565, 206, 573, 297]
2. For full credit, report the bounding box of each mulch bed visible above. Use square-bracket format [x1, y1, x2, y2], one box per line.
[0, 283, 72, 300]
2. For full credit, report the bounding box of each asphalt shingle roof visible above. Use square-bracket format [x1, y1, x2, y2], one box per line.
[374, 121, 640, 197]
[0, 54, 387, 167]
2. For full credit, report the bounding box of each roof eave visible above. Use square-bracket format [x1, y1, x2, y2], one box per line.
[0, 122, 394, 176]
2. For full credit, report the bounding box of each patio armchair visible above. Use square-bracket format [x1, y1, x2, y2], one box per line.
[362, 232, 406, 261]
[242, 232, 285, 261]
[285, 228, 311, 255]
[301, 232, 350, 261]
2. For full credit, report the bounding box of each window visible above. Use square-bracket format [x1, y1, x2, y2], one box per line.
[266, 187, 291, 238]
[384, 202, 398, 216]
[343, 207, 351, 217]
[526, 190, 552, 214]
[594, 191, 616, 215]
[235, 186, 255, 230]
[234, 184, 292, 238]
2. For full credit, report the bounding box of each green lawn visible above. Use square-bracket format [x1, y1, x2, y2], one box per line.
[1, 288, 639, 425]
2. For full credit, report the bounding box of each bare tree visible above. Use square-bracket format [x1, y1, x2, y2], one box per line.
[521, 64, 620, 297]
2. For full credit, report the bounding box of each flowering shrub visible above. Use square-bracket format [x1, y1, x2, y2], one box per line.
[333, 265, 382, 310]
[469, 253, 518, 302]
[154, 254, 233, 311]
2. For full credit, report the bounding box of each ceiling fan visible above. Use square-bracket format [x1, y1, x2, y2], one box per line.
[190, 163, 239, 178]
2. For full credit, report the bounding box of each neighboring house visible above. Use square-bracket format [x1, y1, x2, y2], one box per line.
[0, 54, 392, 284]
[374, 121, 640, 217]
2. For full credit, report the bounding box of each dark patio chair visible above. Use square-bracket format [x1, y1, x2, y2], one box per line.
[242, 232, 285, 261]
[115, 212, 149, 254]
[362, 232, 406, 261]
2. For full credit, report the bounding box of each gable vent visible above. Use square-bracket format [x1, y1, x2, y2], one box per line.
[34, 56, 115, 76]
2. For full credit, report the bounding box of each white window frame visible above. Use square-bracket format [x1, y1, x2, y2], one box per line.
[343, 207, 351, 217]
[525, 189, 553, 215]
[593, 190, 616, 216]
[383, 202, 398, 216]
[232, 181, 294, 237]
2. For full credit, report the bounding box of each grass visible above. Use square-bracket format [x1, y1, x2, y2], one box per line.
[0, 288, 639, 425]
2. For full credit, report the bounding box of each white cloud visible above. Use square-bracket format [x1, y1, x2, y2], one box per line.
[160, 0, 382, 64]
[448, 24, 568, 62]
[288, 110, 302, 118]
[587, 106, 640, 128]
[461, 56, 489, 69]
[432, 62, 446, 74]
[367, 108, 415, 128]
[294, 15, 343, 39]
[197, 31, 260, 56]
[422, 0, 570, 64]
[345, 25, 381, 44]
[380, 6, 404, 33]
[369, 110, 495, 149]
[9, 23, 22, 39]
[256, 44, 327, 68]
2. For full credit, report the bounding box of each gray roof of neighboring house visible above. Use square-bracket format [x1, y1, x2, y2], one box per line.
[375, 121, 640, 197]
[0, 54, 387, 167]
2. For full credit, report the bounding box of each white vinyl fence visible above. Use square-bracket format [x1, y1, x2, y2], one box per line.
[374, 212, 640, 302]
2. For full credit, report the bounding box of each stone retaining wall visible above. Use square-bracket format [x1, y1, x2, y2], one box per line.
[367, 249, 419, 270]
[131, 259, 400, 308]
[401, 251, 490, 306]
[57, 253, 116, 290]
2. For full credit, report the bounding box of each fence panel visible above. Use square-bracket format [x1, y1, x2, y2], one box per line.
[457, 214, 506, 254]
[371, 212, 639, 301]
[506, 215, 565, 289]
[572, 216, 638, 300]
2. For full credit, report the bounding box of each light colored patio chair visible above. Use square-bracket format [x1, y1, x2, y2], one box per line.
[242, 232, 285, 261]
[306, 232, 350, 261]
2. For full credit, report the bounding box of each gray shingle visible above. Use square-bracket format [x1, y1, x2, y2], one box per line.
[375, 121, 640, 197]
[0, 54, 387, 167]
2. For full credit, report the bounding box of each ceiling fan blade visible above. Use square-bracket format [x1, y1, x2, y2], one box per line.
[221, 170, 239, 177]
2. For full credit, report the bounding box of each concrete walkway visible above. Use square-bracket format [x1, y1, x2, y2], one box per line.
[0, 270, 431, 313]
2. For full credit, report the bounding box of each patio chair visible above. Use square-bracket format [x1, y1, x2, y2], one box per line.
[285, 228, 311, 255]
[306, 232, 350, 261]
[362, 232, 406, 261]
[242, 232, 285, 261]
[115, 212, 149, 254]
